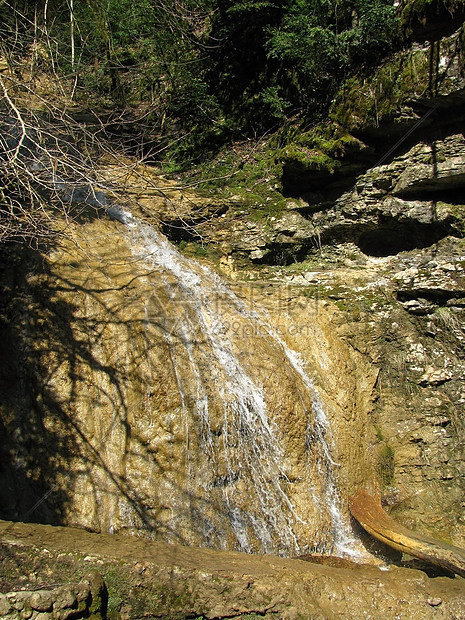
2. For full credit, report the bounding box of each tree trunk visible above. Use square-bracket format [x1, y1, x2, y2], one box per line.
[349, 487, 465, 578]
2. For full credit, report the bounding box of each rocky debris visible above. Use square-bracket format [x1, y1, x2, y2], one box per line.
[194, 204, 320, 264]
[0, 572, 106, 620]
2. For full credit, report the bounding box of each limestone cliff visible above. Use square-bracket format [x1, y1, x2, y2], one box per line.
[0, 0, 465, 586]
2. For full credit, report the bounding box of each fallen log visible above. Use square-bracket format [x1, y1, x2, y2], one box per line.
[349, 487, 465, 578]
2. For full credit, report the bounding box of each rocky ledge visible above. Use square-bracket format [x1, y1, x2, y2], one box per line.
[1, 520, 465, 619]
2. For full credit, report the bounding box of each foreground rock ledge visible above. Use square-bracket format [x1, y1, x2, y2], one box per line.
[1, 520, 464, 619]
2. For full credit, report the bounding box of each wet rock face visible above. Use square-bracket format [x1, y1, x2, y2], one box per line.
[152, 13, 465, 548]
[0, 213, 376, 557]
[0, 1, 464, 571]
[1, 132, 464, 561]
[284, 44, 465, 546]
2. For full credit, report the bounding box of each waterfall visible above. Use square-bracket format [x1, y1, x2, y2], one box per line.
[108, 206, 358, 558]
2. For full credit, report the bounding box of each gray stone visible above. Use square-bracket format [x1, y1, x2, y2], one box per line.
[0, 595, 11, 616]
[73, 585, 90, 604]
[29, 592, 53, 613]
[11, 593, 30, 612]
[394, 135, 465, 195]
[52, 589, 76, 611]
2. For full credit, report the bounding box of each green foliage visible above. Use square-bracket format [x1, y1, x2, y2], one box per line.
[267, 0, 400, 116]
[2, 0, 219, 156]
[2, 0, 402, 167]
[204, 0, 400, 134]
[276, 122, 361, 175]
[206, 0, 286, 131]
[259, 86, 291, 120]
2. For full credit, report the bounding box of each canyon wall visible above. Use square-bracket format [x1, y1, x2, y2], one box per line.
[0, 0, 464, 564]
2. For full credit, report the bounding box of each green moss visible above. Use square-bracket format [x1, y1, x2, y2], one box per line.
[178, 138, 287, 224]
[152, 582, 195, 614]
[277, 143, 340, 173]
[317, 284, 392, 316]
[186, 241, 208, 257]
[330, 47, 430, 131]
[376, 443, 395, 487]
[104, 568, 126, 620]
[177, 240, 223, 264]
[276, 122, 362, 175]
[375, 425, 385, 442]
[104, 564, 200, 619]
[88, 573, 106, 620]
[298, 124, 360, 153]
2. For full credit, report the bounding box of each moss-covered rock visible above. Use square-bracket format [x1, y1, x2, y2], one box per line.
[277, 123, 372, 194]
[330, 23, 465, 137]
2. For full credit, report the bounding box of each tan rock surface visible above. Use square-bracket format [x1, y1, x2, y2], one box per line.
[0, 209, 379, 557]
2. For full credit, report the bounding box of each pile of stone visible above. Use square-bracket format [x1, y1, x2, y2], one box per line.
[0, 572, 105, 620]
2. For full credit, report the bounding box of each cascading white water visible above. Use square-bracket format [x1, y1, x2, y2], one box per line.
[108, 205, 358, 557]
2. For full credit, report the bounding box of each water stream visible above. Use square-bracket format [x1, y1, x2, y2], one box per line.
[109, 206, 358, 558]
